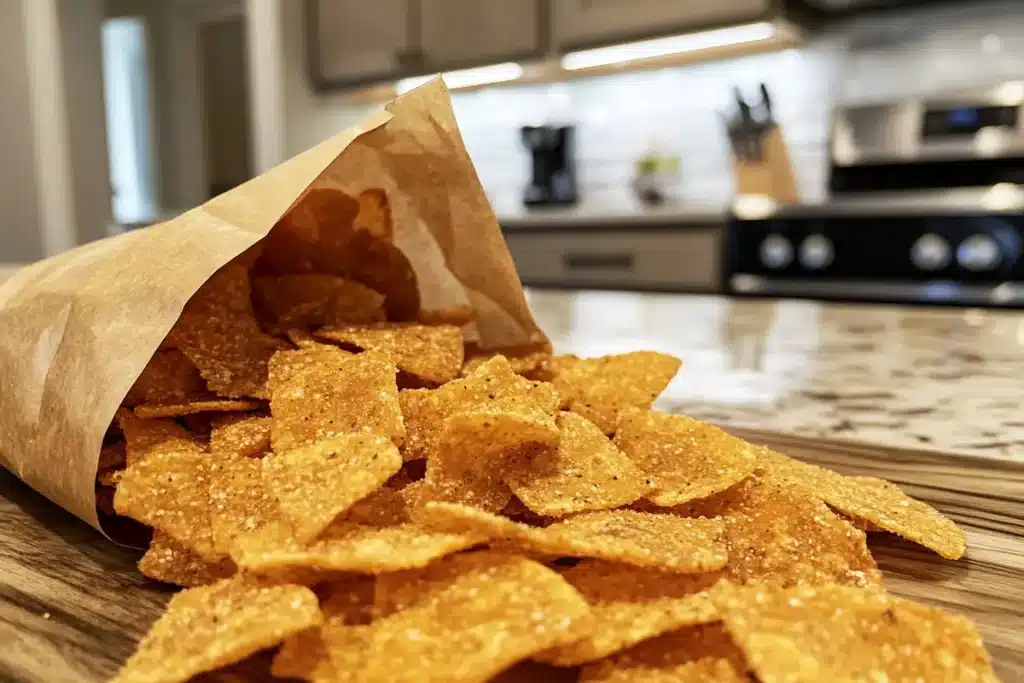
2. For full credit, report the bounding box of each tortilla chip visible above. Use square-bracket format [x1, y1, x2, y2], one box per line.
[579, 623, 748, 683]
[462, 343, 554, 381]
[399, 355, 559, 462]
[504, 412, 651, 517]
[173, 263, 285, 398]
[354, 188, 393, 241]
[139, 532, 237, 588]
[98, 441, 127, 471]
[416, 504, 726, 573]
[614, 410, 757, 507]
[420, 411, 562, 513]
[314, 323, 464, 385]
[117, 409, 202, 466]
[122, 350, 209, 407]
[110, 576, 321, 683]
[133, 399, 264, 419]
[538, 560, 723, 666]
[252, 274, 385, 333]
[210, 415, 272, 459]
[268, 346, 403, 452]
[114, 447, 217, 558]
[262, 434, 402, 542]
[236, 521, 483, 577]
[716, 583, 997, 683]
[304, 552, 592, 683]
[671, 474, 882, 588]
[549, 352, 681, 434]
[209, 457, 295, 559]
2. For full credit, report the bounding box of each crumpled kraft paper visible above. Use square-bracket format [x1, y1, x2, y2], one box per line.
[0, 80, 544, 535]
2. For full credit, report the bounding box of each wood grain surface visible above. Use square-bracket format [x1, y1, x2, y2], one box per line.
[1, 432, 1022, 683]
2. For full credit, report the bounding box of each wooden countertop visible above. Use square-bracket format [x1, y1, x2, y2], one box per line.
[529, 290, 1024, 461]
[3, 285, 1024, 681]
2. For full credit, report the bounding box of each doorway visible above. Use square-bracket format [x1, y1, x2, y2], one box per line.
[199, 17, 254, 199]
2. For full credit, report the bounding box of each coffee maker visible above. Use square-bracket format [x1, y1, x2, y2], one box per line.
[521, 125, 578, 207]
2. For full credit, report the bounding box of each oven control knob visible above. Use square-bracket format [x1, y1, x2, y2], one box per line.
[799, 234, 834, 270]
[957, 234, 1001, 271]
[911, 233, 951, 271]
[759, 234, 793, 270]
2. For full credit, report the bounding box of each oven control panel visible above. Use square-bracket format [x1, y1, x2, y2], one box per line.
[724, 213, 1024, 306]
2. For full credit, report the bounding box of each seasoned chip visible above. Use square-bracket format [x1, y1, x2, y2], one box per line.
[114, 448, 217, 557]
[759, 449, 966, 560]
[343, 486, 412, 527]
[549, 352, 681, 434]
[97, 468, 124, 487]
[420, 411, 561, 513]
[236, 521, 482, 576]
[716, 583, 995, 683]
[98, 441, 127, 471]
[189, 651, 282, 683]
[543, 510, 727, 573]
[210, 415, 272, 459]
[262, 434, 402, 542]
[173, 263, 285, 398]
[117, 409, 202, 466]
[300, 552, 592, 683]
[255, 187, 361, 276]
[252, 274, 385, 333]
[285, 328, 318, 348]
[122, 350, 209, 407]
[209, 457, 295, 558]
[139, 531, 237, 588]
[134, 399, 264, 419]
[462, 343, 553, 381]
[671, 474, 882, 588]
[400, 355, 559, 462]
[539, 560, 723, 666]
[354, 188, 393, 241]
[111, 576, 321, 683]
[269, 346, 403, 452]
[614, 410, 757, 507]
[418, 304, 475, 327]
[315, 323, 464, 385]
[317, 575, 378, 625]
[416, 504, 726, 573]
[579, 623, 748, 683]
[504, 412, 650, 517]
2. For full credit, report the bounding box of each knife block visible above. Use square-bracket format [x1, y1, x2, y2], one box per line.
[730, 126, 799, 204]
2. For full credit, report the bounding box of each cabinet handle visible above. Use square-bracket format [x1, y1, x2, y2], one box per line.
[563, 252, 635, 270]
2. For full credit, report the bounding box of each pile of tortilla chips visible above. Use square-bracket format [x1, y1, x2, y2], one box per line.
[101, 187, 997, 683]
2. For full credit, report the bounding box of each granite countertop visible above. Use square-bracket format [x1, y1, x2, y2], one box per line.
[529, 289, 1024, 461]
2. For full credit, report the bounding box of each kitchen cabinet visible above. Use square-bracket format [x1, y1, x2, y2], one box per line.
[309, 0, 417, 87]
[419, 0, 545, 71]
[309, 0, 547, 90]
[552, 0, 772, 50]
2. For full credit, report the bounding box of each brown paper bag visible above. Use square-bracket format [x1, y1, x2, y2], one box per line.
[0, 80, 544, 536]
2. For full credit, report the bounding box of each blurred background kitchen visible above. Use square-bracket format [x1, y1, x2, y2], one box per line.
[3, 0, 1024, 308]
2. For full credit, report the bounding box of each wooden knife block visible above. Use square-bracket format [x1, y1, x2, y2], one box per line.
[730, 126, 799, 204]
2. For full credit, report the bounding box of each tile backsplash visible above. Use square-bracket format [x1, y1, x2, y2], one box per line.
[293, 0, 1024, 216]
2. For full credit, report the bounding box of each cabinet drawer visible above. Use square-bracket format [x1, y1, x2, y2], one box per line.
[505, 229, 722, 291]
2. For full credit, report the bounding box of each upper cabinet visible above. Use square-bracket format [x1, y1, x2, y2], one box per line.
[310, 0, 547, 89]
[419, 0, 545, 71]
[310, 0, 417, 87]
[552, 0, 772, 50]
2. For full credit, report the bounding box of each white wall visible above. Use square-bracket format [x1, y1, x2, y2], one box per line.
[0, 0, 45, 261]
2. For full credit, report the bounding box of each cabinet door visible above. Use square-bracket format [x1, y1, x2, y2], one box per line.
[419, 0, 544, 71]
[310, 0, 416, 87]
[553, 0, 770, 50]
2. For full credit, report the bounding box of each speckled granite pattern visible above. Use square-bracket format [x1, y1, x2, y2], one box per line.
[529, 289, 1024, 461]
